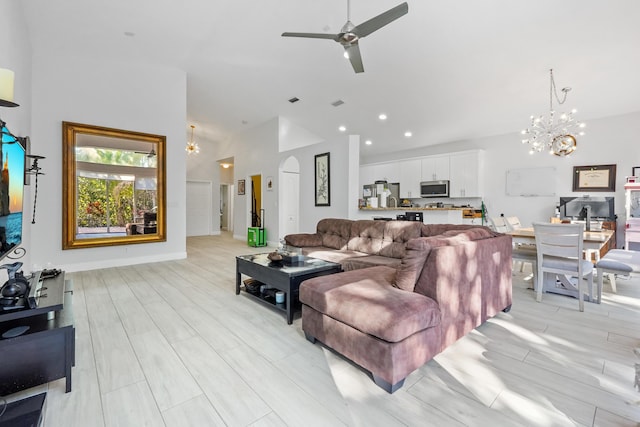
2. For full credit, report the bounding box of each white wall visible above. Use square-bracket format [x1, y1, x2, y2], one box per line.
[215, 117, 353, 240]
[218, 118, 280, 242]
[362, 111, 640, 245]
[282, 138, 351, 233]
[29, 53, 188, 271]
[186, 137, 220, 233]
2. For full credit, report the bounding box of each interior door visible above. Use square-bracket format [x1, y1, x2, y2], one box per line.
[186, 180, 212, 236]
[280, 171, 300, 237]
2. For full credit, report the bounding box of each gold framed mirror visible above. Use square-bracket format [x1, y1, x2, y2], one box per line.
[62, 122, 166, 249]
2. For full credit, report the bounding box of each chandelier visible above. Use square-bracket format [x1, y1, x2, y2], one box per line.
[186, 125, 200, 154]
[520, 69, 586, 156]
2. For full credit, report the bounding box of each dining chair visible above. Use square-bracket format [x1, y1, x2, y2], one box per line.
[505, 216, 523, 231]
[504, 215, 536, 273]
[533, 222, 594, 312]
[489, 216, 509, 233]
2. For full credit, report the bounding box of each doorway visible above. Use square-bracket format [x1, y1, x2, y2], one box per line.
[220, 184, 228, 231]
[250, 174, 262, 227]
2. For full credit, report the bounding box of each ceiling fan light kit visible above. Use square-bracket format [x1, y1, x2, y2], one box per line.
[282, 1, 409, 73]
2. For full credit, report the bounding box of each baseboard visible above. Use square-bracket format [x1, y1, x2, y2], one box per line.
[59, 251, 188, 272]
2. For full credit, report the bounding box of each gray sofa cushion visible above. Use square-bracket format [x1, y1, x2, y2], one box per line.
[347, 220, 385, 255]
[300, 266, 441, 343]
[301, 247, 368, 265]
[342, 255, 403, 271]
[379, 221, 422, 259]
[317, 218, 353, 250]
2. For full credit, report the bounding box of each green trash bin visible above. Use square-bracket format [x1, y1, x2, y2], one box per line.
[248, 227, 266, 247]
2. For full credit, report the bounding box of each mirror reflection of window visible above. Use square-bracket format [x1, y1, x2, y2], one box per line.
[74, 145, 157, 238]
[62, 122, 166, 249]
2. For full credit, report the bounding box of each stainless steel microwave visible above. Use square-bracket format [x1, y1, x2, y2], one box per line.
[420, 180, 449, 198]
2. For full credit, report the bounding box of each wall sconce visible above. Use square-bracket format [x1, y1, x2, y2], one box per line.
[220, 163, 232, 169]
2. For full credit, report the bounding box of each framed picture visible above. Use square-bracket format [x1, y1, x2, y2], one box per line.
[266, 176, 274, 191]
[572, 164, 616, 192]
[238, 179, 245, 195]
[314, 152, 330, 206]
[633, 166, 640, 177]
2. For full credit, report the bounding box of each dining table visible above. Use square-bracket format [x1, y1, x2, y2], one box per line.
[506, 227, 615, 301]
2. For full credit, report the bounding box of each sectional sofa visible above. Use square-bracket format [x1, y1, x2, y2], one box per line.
[284, 218, 513, 393]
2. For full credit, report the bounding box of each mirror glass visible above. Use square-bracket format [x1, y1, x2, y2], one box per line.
[62, 122, 166, 249]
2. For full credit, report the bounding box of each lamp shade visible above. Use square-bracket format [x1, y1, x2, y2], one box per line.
[0, 68, 18, 107]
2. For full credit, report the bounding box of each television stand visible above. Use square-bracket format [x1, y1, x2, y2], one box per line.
[0, 271, 75, 396]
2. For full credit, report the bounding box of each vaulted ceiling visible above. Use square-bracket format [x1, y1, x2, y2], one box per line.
[22, 0, 640, 157]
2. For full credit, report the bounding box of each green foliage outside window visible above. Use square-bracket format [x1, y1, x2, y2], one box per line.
[76, 147, 157, 230]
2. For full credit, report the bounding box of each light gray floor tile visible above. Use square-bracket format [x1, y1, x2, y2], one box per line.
[102, 381, 165, 427]
[173, 336, 271, 426]
[130, 329, 202, 411]
[161, 394, 226, 427]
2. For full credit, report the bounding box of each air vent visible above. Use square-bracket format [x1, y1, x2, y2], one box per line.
[288, 97, 300, 103]
[331, 99, 345, 107]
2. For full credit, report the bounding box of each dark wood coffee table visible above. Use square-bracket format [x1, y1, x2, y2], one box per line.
[236, 254, 342, 324]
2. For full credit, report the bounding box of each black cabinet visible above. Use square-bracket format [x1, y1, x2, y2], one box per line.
[0, 273, 75, 396]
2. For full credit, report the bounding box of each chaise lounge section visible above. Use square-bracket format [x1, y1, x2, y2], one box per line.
[286, 219, 513, 392]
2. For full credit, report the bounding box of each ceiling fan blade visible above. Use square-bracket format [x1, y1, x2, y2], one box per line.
[344, 44, 364, 73]
[353, 2, 408, 38]
[282, 32, 340, 41]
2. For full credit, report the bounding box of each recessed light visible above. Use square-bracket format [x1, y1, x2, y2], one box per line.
[338, 126, 346, 132]
[378, 114, 387, 121]
[365, 140, 372, 145]
[404, 131, 412, 137]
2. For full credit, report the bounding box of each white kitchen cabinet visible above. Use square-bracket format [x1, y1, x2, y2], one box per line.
[421, 155, 450, 181]
[399, 159, 421, 198]
[360, 164, 378, 187]
[449, 150, 484, 197]
[361, 162, 400, 185]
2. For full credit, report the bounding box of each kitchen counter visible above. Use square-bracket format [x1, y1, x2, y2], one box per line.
[356, 206, 484, 224]
[360, 206, 471, 211]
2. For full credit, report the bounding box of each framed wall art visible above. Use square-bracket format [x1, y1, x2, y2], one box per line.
[314, 152, 330, 206]
[632, 166, 640, 177]
[572, 164, 616, 192]
[238, 179, 245, 195]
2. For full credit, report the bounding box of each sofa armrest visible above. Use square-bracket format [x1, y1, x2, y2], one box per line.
[284, 233, 322, 247]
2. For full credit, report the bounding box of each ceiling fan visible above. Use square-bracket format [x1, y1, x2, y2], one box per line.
[135, 146, 156, 157]
[282, 1, 408, 73]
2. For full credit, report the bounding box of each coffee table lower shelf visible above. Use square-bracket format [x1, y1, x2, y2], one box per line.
[236, 254, 342, 324]
[240, 288, 289, 312]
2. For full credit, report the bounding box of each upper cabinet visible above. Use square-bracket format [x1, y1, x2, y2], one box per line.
[449, 151, 484, 198]
[421, 155, 450, 181]
[360, 162, 400, 186]
[360, 149, 484, 199]
[399, 159, 421, 198]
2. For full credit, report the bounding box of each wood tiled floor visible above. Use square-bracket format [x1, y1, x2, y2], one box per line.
[6, 233, 640, 426]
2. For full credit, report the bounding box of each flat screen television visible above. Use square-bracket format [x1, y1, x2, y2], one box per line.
[559, 196, 614, 221]
[0, 121, 25, 263]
